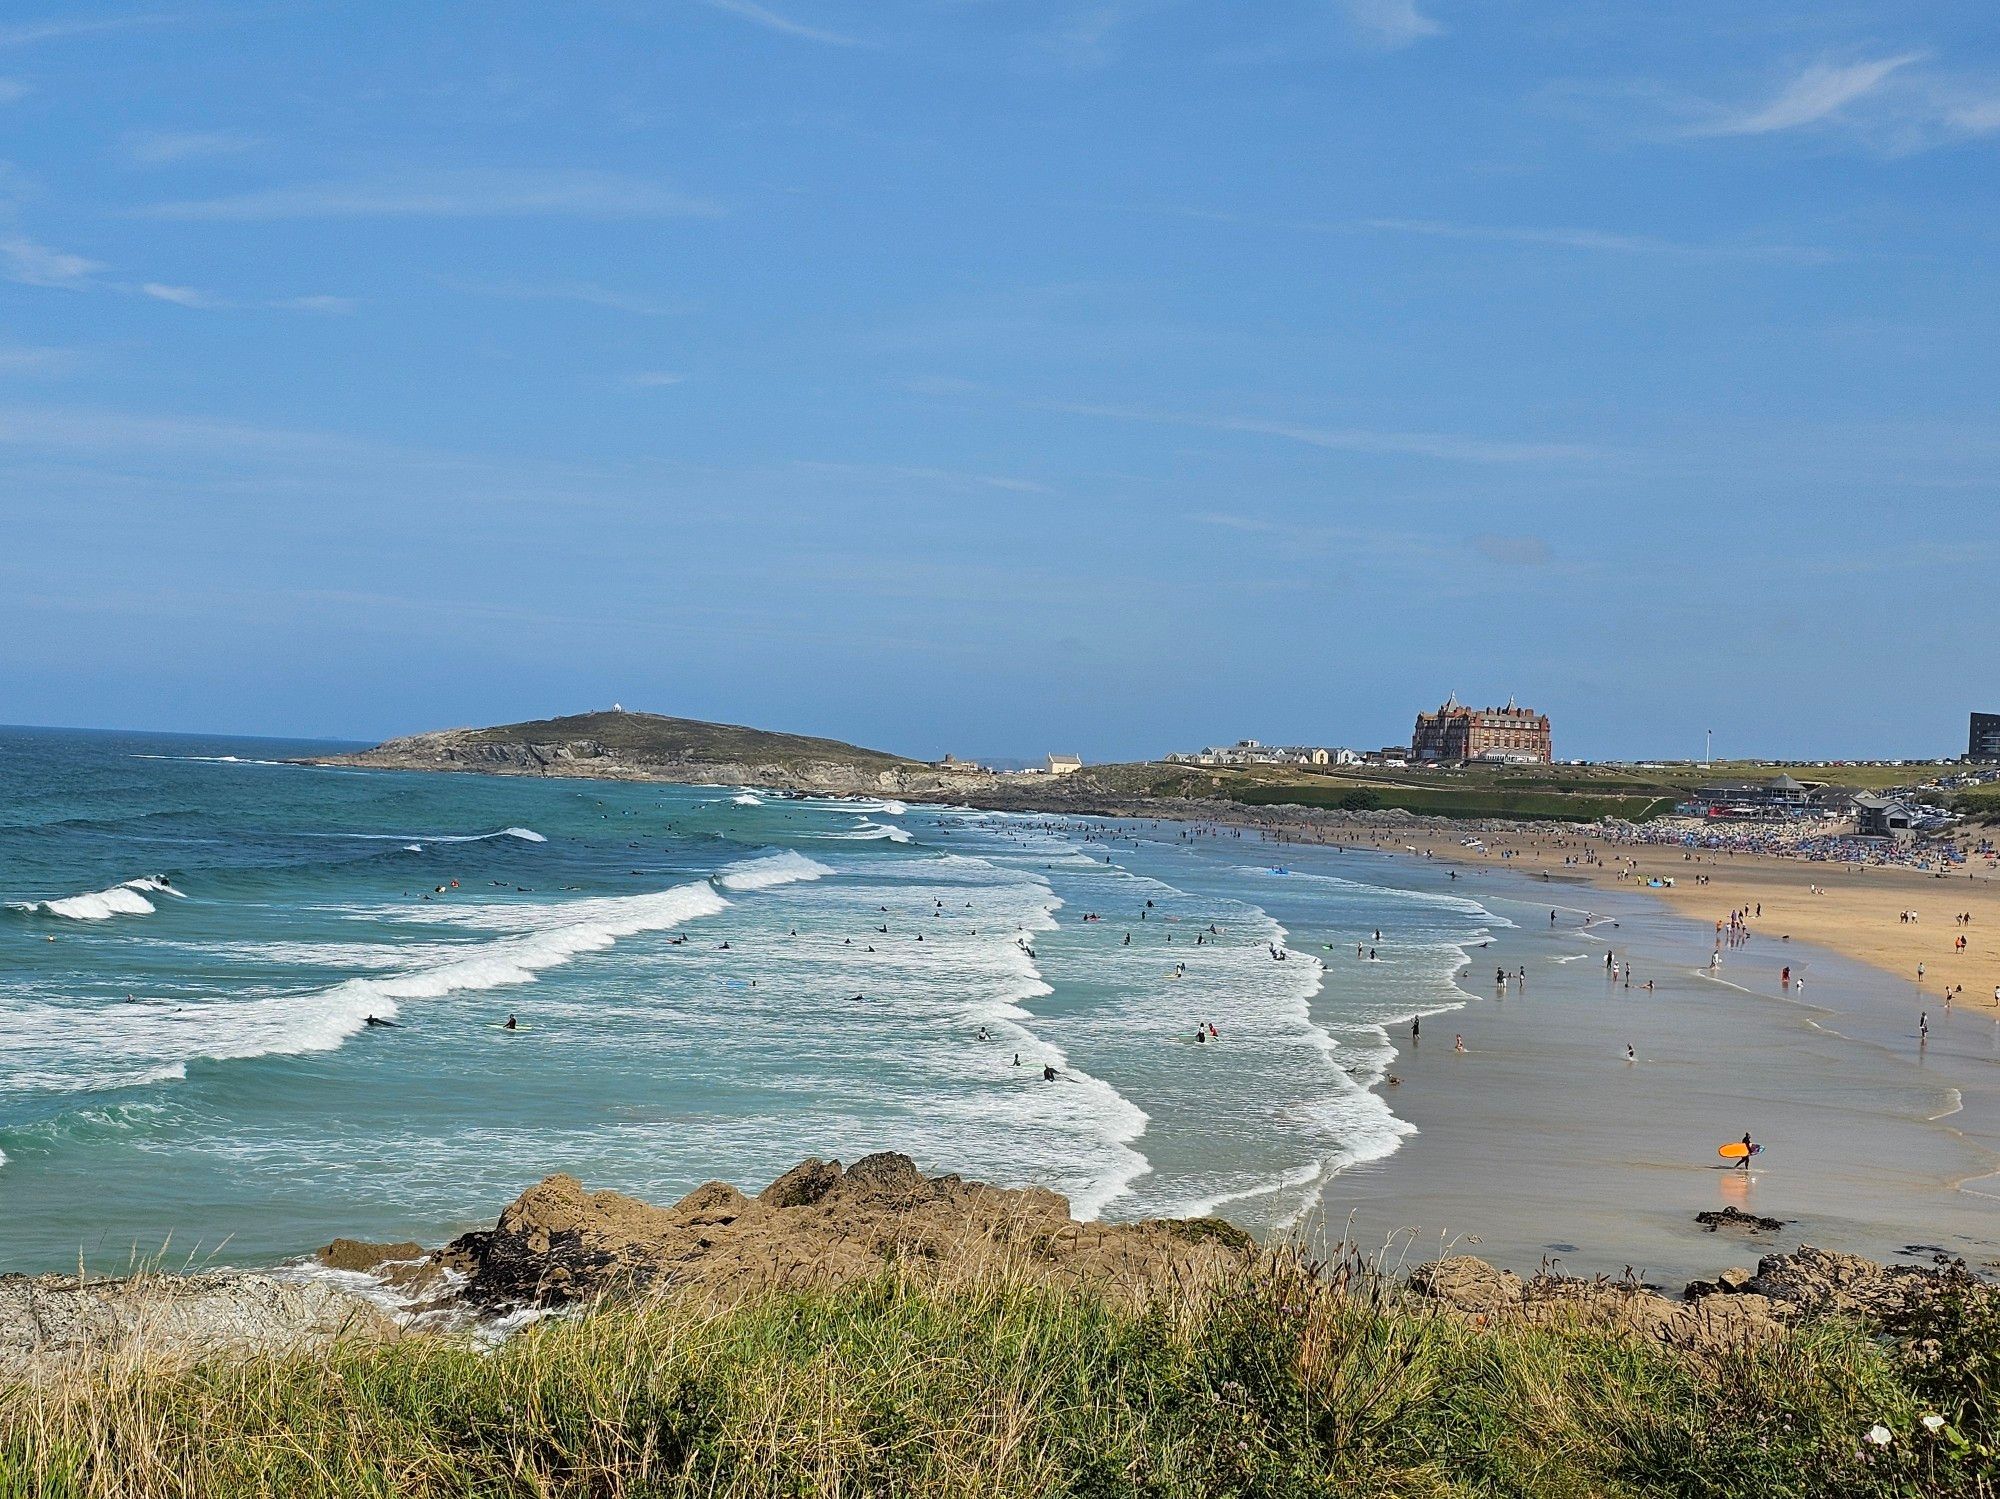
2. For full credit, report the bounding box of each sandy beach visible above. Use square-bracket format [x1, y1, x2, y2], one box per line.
[1289, 838, 2000, 1285]
[1209, 807, 2000, 1015]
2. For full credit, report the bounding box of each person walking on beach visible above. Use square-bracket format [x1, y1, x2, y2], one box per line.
[1737, 1132, 1754, 1172]
[1454, 1033, 1465, 1053]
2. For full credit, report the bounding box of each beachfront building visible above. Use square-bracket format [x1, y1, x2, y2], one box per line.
[1046, 754, 1083, 775]
[1685, 776, 1818, 819]
[1410, 695, 1553, 765]
[1853, 793, 1920, 841]
[1971, 712, 2000, 762]
[933, 754, 984, 773]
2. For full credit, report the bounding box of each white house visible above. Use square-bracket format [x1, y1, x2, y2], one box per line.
[1046, 754, 1084, 775]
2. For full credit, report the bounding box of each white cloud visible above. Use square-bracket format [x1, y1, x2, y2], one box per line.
[134, 168, 723, 221]
[124, 129, 256, 164]
[0, 233, 102, 288]
[1338, 0, 1440, 48]
[1054, 401, 1598, 466]
[1689, 54, 1922, 137]
[1945, 95, 2000, 134]
[140, 281, 215, 307]
[142, 282, 353, 313]
[694, 0, 862, 47]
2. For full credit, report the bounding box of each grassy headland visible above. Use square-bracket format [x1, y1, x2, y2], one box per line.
[6, 1251, 1993, 1499]
[1072, 758, 1942, 824]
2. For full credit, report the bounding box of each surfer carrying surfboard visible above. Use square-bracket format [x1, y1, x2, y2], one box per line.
[1736, 1132, 1754, 1171]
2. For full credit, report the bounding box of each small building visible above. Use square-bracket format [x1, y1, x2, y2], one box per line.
[1046, 754, 1083, 776]
[934, 754, 984, 773]
[1853, 793, 1919, 841]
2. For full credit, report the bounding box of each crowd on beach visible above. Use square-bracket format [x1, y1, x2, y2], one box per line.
[1595, 815, 1971, 873]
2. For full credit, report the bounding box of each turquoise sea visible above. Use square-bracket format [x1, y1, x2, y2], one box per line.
[0, 726, 1502, 1270]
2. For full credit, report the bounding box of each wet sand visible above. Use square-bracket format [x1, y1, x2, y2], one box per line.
[1309, 849, 2000, 1287]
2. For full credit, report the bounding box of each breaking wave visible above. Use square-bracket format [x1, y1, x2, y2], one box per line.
[716, 851, 834, 892]
[9, 876, 186, 922]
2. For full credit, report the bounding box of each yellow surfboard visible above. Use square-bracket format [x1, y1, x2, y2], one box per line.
[1717, 1142, 1762, 1160]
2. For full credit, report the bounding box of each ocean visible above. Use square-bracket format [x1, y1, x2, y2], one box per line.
[0, 726, 1505, 1270]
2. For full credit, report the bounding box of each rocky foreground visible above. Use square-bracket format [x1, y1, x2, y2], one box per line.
[3, 1153, 1985, 1377]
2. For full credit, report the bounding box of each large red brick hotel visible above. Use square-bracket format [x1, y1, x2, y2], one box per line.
[1412, 695, 1553, 764]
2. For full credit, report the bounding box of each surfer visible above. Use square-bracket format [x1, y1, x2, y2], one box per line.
[1625, 1044, 1635, 1062]
[1042, 1064, 1057, 1081]
[504, 1013, 518, 1031]
[1454, 1034, 1466, 1053]
[1411, 1016, 1420, 1040]
[1736, 1132, 1754, 1171]
[365, 1015, 397, 1028]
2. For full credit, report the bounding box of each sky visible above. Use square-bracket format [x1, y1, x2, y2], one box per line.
[2, 1, 1995, 762]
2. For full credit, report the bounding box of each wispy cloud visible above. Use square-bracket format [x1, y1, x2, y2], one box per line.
[0, 79, 28, 103]
[123, 128, 257, 164]
[630, 370, 689, 387]
[0, 233, 102, 288]
[134, 168, 723, 221]
[1359, 216, 1833, 264]
[0, 12, 170, 48]
[1035, 7, 1126, 72]
[694, 0, 862, 47]
[0, 344, 81, 376]
[1338, 0, 1441, 49]
[1099, 202, 1830, 264]
[0, 230, 344, 310]
[1686, 53, 1923, 137]
[1053, 402, 1599, 466]
[793, 459, 1052, 495]
[438, 277, 690, 317]
[141, 282, 353, 313]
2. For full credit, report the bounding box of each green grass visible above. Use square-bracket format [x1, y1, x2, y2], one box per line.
[1227, 782, 1678, 823]
[1071, 757, 1948, 825]
[4, 1252, 1986, 1498]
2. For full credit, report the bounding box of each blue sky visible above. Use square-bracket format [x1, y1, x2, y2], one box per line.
[2, 2, 1994, 761]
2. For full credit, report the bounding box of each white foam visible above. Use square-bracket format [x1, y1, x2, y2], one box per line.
[730, 792, 764, 807]
[813, 819, 913, 844]
[329, 827, 546, 845]
[716, 851, 834, 892]
[0, 879, 735, 1094]
[132, 754, 292, 767]
[11, 876, 186, 921]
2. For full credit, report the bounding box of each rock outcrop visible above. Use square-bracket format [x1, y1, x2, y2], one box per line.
[1407, 1243, 1980, 1354]
[348, 1153, 1254, 1314]
[0, 1273, 394, 1380]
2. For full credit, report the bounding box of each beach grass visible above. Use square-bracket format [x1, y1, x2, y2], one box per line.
[3, 1250, 1985, 1499]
